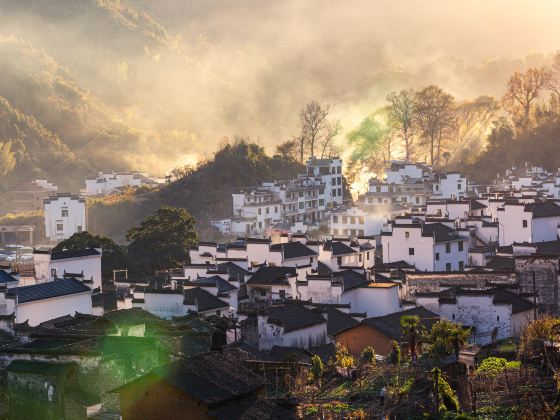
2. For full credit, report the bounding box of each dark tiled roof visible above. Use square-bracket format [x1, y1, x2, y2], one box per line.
[323, 240, 356, 256]
[326, 308, 359, 336]
[51, 248, 100, 260]
[6, 360, 76, 376]
[183, 287, 229, 312]
[470, 200, 487, 210]
[193, 275, 238, 294]
[422, 223, 460, 243]
[246, 266, 296, 285]
[357, 306, 439, 340]
[267, 305, 326, 332]
[0, 270, 18, 284]
[338, 270, 367, 291]
[9, 279, 90, 303]
[486, 256, 515, 270]
[316, 261, 333, 276]
[269, 242, 317, 259]
[491, 288, 534, 314]
[112, 352, 266, 404]
[374, 260, 414, 270]
[216, 261, 251, 277]
[103, 307, 163, 324]
[525, 202, 560, 218]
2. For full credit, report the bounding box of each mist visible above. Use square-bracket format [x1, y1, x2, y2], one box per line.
[1, 0, 560, 178]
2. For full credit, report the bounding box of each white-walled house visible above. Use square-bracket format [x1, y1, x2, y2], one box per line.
[340, 282, 401, 318]
[415, 288, 534, 345]
[381, 222, 468, 272]
[83, 171, 156, 196]
[306, 156, 344, 208]
[432, 172, 468, 200]
[241, 304, 328, 350]
[0, 278, 92, 326]
[44, 194, 87, 242]
[496, 201, 560, 246]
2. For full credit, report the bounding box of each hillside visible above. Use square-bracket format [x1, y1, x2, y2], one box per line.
[88, 141, 304, 243]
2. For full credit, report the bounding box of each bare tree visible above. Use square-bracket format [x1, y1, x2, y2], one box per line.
[320, 120, 342, 158]
[386, 89, 417, 161]
[502, 67, 550, 130]
[415, 85, 455, 166]
[300, 101, 330, 158]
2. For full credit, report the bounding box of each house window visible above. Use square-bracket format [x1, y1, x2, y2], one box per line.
[61, 209, 68, 217]
[77, 226, 83, 233]
[258, 208, 262, 215]
[522, 219, 528, 228]
[435, 253, 440, 261]
[332, 189, 337, 197]
[338, 188, 342, 196]
[446, 263, 451, 272]
[56, 223, 64, 232]
[409, 248, 414, 255]
[367, 251, 370, 259]
[333, 215, 338, 223]
[458, 241, 464, 252]
[359, 254, 363, 262]
[416, 196, 420, 204]
[309, 257, 313, 264]
[337, 257, 342, 266]
[299, 202, 304, 209]
[452, 314, 455, 320]
[457, 183, 462, 190]
[275, 206, 278, 213]
[459, 261, 464, 271]
[266, 207, 269, 214]
[51, 268, 57, 278]
[405, 231, 410, 238]
[497, 315, 500, 322]
[445, 243, 451, 253]
[258, 222, 262, 228]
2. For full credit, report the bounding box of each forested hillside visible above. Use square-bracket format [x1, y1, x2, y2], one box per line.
[88, 140, 304, 243]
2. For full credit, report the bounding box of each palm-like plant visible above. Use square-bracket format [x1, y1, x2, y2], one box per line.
[400, 315, 421, 363]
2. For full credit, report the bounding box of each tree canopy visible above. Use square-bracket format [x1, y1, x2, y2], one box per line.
[126, 207, 198, 274]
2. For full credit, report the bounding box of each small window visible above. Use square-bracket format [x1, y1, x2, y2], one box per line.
[51, 268, 57, 278]
[56, 223, 64, 232]
[452, 314, 455, 320]
[359, 254, 363, 262]
[61, 209, 68, 217]
[338, 188, 342, 196]
[309, 257, 313, 264]
[445, 243, 451, 253]
[332, 189, 337, 197]
[457, 183, 462, 190]
[367, 251, 370, 259]
[497, 315, 500, 322]
[266, 207, 269, 214]
[258, 208, 262, 215]
[459, 261, 464, 271]
[337, 256, 342, 266]
[458, 241, 464, 252]
[333, 216, 338, 223]
[446, 263, 451, 272]
[435, 253, 440, 261]
[408, 248, 414, 255]
[522, 220, 528, 228]
[405, 231, 410, 238]
[77, 225, 83, 233]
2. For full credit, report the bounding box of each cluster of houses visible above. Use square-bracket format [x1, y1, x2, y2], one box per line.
[3, 160, 560, 417]
[211, 157, 344, 236]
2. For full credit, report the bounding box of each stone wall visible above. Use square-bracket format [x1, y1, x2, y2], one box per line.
[515, 256, 559, 315]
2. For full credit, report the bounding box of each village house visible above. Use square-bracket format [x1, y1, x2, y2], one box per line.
[432, 172, 468, 200]
[82, 171, 157, 196]
[329, 205, 406, 237]
[240, 303, 328, 350]
[0, 278, 92, 326]
[306, 156, 344, 208]
[334, 306, 439, 357]
[43, 194, 87, 242]
[110, 352, 277, 420]
[496, 201, 560, 246]
[381, 222, 468, 272]
[33, 247, 102, 289]
[414, 287, 534, 345]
